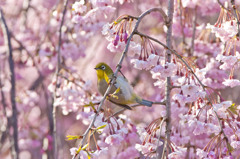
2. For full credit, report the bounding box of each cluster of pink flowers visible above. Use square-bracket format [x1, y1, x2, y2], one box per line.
[1, 0, 240, 159]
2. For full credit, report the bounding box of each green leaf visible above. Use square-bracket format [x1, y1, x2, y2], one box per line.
[66, 135, 83, 141]
[228, 103, 238, 115]
[96, 124, 107, 130]
[82, 143, 89, 150]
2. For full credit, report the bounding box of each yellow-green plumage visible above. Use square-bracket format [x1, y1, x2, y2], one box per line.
[95, 62, 153, 110]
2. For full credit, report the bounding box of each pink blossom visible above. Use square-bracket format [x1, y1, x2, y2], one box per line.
[130, 59, 148, 70]
[90, 0, 112, 7]
[135, 142, 158, 155]
[196, 149, 208, 158]
[168, 147, 187, 159]
[181, 84, 199, 96]
[72, 1, 87, 14]
[223, 79, 240, 88]
[216, 54, 238, 70]
[70, 147, 78, 156]
[147, 54, 159, 67]
[92, 147, 109, 159]
[105, 134, 124, 145]
[151, 62, 177, 78]
[207, 20, 238, 42]
[115, 146, 139, 159]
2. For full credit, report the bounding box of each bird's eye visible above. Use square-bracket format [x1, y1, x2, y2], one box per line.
[101, 65, 106, 70]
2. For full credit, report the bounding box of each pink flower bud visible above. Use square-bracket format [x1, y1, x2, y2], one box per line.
[124, 32, 128, 43]
[113, 34, 119, 46]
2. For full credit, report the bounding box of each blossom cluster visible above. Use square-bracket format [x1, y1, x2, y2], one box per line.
[0, 0, 240, 159]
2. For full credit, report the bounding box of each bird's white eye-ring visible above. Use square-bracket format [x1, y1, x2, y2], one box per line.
[101, 65, 106, 70]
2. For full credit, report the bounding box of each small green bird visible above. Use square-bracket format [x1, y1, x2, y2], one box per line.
[95, 62, 153, 110]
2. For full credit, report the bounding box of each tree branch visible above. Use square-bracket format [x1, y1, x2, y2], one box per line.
[231, 0, 240, 37]
[105, 101, 166, 121]
[52, 0, 69, 158]
[162, 0, 174, 158]
[191, 7, 197, 55]
[0, 8, 19, 159]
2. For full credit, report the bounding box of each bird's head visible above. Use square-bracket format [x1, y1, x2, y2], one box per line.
[95, 63, 113, 80]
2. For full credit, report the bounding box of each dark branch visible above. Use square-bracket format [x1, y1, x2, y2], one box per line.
[0, 8, 19, 159]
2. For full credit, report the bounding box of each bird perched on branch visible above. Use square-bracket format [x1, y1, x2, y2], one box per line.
[95, 62, 153, 110]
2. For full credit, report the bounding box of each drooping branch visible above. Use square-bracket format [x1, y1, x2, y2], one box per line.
[134, 31, 230, 152]
[0, 8, 19, 159]
[217, 0, 229, 11]
[10, 34, 44, 90]
[191, 7, 198, 55]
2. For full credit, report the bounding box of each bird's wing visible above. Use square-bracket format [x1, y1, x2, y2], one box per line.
[114, 76, 134, 101]
[108, 99, 132, 110]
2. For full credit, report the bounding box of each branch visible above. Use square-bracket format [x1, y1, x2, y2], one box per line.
[74, 7, 164, 159]
[10, 34, 44, 90]
[135, 31, 206, 88]
[52, 0, 69, 158]
[0, 8, 19, 159]
[157, 8, 168, 23]
[156, 118, 166, 159]
[22, 0, 32, 26]
[105, 101, 166, 121]
[178, 0, 186, 46]
[11, 34, 42, 75]
[231, 0, 240, 37]
[217, 0, 229, 11]
[191, 7, 197, 55]
[162, 0, 174, 158]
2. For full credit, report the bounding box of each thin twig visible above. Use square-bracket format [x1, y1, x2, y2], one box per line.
[52, 0, 69, 158]
[156, 118, 166, 159]
[10, 34, 44, 90]
[157, 8, 168, 23]
[231, 0, 240, 37]
[105, 101, 166, 121]
[41, 83, 54, 159]
[0, 8, 19, 159]
[178, 0, 186, 46]
[74, 7, 164, 159]
[11, 34, 42, 75]
[217, 0, 229, 11]
[22, 0, 32, 26]
[191, 7, 197, 55]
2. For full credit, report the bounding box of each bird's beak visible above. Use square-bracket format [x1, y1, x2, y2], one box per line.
[94, 67, 99, 70]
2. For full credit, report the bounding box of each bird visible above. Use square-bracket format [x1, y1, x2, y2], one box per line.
[94, 62, 153, 110]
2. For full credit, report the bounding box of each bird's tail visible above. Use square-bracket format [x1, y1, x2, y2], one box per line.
[137, 99, 153, 107]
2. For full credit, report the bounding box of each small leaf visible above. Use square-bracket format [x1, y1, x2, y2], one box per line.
[228, 103, 238, 115]
[82, 143, 89, 150]
[66, 135, 83, 141]
[96, 124, 107, 130]
[227, 142, 234, 154]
